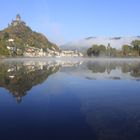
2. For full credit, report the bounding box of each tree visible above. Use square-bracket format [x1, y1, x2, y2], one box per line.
[107, 43, 111, 57]
[131, 40, 140, 56]
[122, 45, 132, 56]
[87, 48, 93, 56]
[87, 44, 106, 57]
[110, 48, 117, 57]
[0, 47, 10, 56]
[3, 32, 9, 40]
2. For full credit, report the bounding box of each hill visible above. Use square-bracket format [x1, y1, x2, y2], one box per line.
[0, 14, 59, 56]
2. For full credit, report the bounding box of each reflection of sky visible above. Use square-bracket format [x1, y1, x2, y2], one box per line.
[75, 80, 140, 139]
[1, 59, 140, 139]
[40, 72, 140, 140]
[33, 72, 140, 139]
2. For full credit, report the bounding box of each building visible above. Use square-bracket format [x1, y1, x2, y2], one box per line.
[11, 14, 26, 26]
[24, 47, 46, 57]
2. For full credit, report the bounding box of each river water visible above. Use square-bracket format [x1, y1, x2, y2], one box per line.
[0, 58, 140, 140]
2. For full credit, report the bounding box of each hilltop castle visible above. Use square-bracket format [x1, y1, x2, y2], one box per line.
[11, 14, 26, 26]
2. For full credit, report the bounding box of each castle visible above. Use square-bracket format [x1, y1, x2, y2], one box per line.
[11, 14, 26, 26]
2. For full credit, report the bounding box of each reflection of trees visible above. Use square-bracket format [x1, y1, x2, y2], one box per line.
[87, 62, 106, 73]
[0, 62, 59, 103]
[87, 61, 140, 78]
[121, 63, 133, 73]
[130, 65, 140, 77]
[121, 63, 140, 77]
[87, 61, 117, 74]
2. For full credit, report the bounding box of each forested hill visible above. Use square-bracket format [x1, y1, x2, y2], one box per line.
[0, 15, 59, 56]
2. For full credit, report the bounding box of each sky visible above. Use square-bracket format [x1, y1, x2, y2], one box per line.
[0, 0, 140, 45]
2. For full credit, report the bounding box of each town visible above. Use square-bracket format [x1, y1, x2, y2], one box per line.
[4, 15, 83, 57]
[7, 40, 83, 57]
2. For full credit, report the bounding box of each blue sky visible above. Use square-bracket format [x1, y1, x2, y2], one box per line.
[0, 0, 140, 44]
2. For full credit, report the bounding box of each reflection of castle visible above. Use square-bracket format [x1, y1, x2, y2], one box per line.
[1, 60, 140, 103]
[0, 60, 83, 103]
[0, 61, 60, 103]
[11, 14, 26, 26]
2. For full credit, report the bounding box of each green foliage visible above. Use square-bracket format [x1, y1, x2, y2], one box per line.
[131, 40, 140, 56]
[0, 22, 59, 56]
[0, 38, 10, 56]
[131, 40, 140, 51]
[87, 44, 106, 57]
[110, 48, 117, 57]
[87, 40, 140, 57]
[122, 45, 132, 56]
[3, 32, 9, 40]
[0, 47, 10, 56]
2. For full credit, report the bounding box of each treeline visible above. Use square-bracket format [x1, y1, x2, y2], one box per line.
[87, 40, 140, 57]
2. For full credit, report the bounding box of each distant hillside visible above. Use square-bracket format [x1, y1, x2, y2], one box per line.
[61, 36, 140, 51]
[0, 14, 59, 56]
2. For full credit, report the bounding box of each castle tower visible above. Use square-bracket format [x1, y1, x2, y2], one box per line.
[11, 14, 26, 26]
[16, 14, 21, 21]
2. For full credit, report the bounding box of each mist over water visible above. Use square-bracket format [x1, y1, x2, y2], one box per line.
[0, 58, 140, 140]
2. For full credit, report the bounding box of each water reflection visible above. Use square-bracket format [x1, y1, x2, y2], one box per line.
[0, 61, 58, 102]
[87, 60, 140, 78]
[58, 60, 140, 80]
[1, 59, 140, 102]
[0, 59, 140, 140]
[0, 60, 82, 102]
